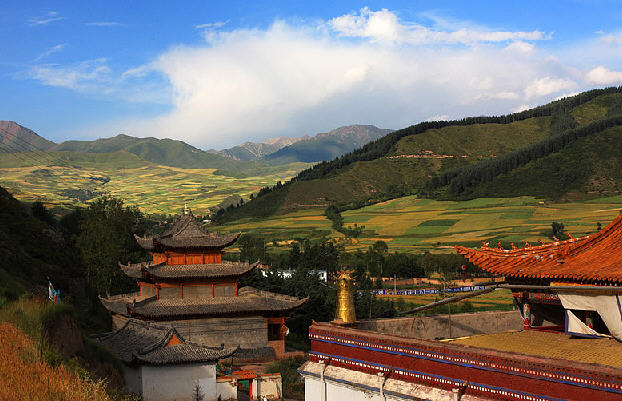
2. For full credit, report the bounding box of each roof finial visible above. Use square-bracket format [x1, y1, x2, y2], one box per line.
[184, 203, 189, 215]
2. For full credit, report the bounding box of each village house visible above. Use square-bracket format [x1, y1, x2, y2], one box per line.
[100, 208, 306, 361]
[96, 319, 237, 401]
[299, 213, 622, 401]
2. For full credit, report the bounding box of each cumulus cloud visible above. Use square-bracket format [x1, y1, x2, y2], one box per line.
[524, 77, 577, 99]
[586, 66, 622, 85]
[27, 8, 620, 148]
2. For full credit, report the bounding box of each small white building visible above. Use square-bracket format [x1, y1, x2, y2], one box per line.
[97, 319, 237, 401]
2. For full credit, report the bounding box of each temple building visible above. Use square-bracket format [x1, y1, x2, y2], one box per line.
[456, 213, 622, 339]
[299, 214, 622, 401]
[100, 209, 306, 360]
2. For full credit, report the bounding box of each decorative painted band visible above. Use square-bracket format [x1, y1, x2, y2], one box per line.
[304, 357, 565, 401]
[309, 330, 622, 400]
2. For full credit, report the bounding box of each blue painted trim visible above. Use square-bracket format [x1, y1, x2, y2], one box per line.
[311, 336, 622, 395]
[299, 361, 567, 401]
[311, 330, 622, 386]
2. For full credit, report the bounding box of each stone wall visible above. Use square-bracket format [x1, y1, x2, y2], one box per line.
[170, 316, 268, 349]
[355, 310, 522, 340]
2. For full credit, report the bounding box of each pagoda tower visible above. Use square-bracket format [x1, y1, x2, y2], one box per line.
[101, 209, 306, 360]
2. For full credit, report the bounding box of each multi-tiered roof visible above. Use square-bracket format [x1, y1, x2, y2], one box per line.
[456, 213, 622, 284]
[134, 211, 240, 251]
[101, 210, 306, 320]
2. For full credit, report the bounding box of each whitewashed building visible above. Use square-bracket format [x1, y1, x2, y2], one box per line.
[97, 319, 237, 401]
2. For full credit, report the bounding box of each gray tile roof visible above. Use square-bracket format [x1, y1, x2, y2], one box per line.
[96, 319, 236, 365]
[100, 286, 307, 319]
[135, 212, 240, 250]
[119, 261, 258, 280]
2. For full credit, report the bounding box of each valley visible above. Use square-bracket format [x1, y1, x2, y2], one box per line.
[212, 195, 622, 253]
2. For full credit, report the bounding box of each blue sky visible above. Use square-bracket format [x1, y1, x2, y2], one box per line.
[2, 1, 622, 148]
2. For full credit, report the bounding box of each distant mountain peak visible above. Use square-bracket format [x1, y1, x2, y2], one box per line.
[0, 121, 56, 152]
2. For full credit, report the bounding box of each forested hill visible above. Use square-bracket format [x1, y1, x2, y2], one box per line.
[215, 87, 622, 221]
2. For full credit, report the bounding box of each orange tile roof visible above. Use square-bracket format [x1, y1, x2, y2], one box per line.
[456, 213, 622, 283]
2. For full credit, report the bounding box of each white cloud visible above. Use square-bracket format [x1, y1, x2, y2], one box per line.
[524, 77, 577, 99]
[85, 21, 122, 27]
[30, 58, 111, 91]
[328, 7, 549, 45]
[195, 20, 229, 30]
[35, 44, 66, 61]
[28, 11, 64, 26]
[28, 9, 622, 148]
[586, 66, 622, 85]
[426, 115, 449, 121]
[28, 59, 169, 104]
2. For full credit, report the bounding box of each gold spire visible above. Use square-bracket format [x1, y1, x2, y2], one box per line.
[335, 270, 356, 323]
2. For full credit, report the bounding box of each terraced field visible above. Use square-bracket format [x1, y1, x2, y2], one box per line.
[213, 195, 622, 253]
[0, 152, 309, 215]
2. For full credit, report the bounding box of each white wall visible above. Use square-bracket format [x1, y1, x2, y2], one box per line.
[141, 363, 218, 401]
[305, 375, 382, 401]
[217, 377, 237, 401]
[253, 374, 282, 400]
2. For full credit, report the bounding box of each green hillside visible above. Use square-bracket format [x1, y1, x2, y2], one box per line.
[452, 124, 622, 200]
[217, 87, 622, 221]
[51, 133, 284, 177]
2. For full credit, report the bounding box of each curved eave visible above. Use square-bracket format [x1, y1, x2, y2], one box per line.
[134, 234, 155, 250]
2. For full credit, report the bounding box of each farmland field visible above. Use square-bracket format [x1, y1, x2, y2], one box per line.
[213, 195, 622, 253]
[0, 152, 310, 215]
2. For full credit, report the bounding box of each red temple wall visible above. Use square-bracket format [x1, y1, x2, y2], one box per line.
[309, 325, 622, 401]
[151, 251, 222, 265]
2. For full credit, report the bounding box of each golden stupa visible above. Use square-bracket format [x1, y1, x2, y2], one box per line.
[335, 270, 356, 323]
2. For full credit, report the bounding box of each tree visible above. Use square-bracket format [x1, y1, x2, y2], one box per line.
[76, 196, 146, 296]
[238, 234, 266, 263]
[32, 200, 55, 226]
[551, 221, 566, 240]
[192, 381, 204, 401]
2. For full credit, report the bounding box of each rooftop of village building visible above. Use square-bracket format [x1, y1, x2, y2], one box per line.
[96, 318, 237, 365]
[134, 210, 240, 250]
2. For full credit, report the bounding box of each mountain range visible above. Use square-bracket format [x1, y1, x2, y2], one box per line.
[216, 86, 622, 222]
[0, 121, 392, 170]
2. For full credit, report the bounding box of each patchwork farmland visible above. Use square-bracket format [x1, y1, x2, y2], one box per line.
[213, 195, 622, 253]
